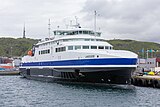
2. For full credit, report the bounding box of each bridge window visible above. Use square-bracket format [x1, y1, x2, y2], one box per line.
[79, 31, 82, 34]
[62, 38, 109, 42]
[83, 31, 88, 34]
[53, 30, 101, 36]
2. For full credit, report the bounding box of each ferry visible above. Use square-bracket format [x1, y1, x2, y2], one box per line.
[19, 23, 138, 85]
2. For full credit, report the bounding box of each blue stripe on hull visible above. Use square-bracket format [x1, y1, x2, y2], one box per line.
[21, 58, 137, 67]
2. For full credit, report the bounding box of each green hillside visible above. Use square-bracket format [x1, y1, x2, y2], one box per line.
[0, 38, 160, 58]
[108, 39, 160, 58]
[0, 38, 38, 57]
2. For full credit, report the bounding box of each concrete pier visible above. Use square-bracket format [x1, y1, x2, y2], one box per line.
[132, 75, 160, 88]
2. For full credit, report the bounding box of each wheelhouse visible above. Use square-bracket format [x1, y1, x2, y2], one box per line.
[53, 30, 101, 36]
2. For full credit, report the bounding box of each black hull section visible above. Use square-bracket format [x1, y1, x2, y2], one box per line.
[19, 67, 135, 85]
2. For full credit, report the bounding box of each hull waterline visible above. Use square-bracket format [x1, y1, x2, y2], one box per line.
[20, 67, 136, 85]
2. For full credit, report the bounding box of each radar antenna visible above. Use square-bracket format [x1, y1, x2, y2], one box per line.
[75, 16, 78, 26]
[74, 16, 80, 28]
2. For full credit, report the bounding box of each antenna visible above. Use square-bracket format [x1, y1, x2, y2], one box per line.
[23, 22, 26, 38]
[70, 20, 73, 26]
[75, 16, 80, 28]
[48, 19, 51, 39]
[75, 16, 78, 26]
[65, 24, 69, 29]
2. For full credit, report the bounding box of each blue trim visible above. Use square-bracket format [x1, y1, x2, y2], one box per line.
[21, 58, 137, 67]
[0, 68, 5, 70]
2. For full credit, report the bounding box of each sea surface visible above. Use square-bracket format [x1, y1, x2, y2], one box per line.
[0, 76, 160, 107]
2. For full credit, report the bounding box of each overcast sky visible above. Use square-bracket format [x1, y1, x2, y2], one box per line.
[0, 0, 160, 43]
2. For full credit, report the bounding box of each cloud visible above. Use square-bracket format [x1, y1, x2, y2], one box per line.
[82, 0, 160, 42]
[0, 0, 160, 43]
[0, 0, 86, 39]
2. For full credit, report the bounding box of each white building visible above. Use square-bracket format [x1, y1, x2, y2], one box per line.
[138, 58, 160, 72]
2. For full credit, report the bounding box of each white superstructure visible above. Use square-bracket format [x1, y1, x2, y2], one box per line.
[22, 27, 137, 64]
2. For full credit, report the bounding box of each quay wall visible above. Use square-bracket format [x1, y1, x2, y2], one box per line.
[132, 75, 160, 88]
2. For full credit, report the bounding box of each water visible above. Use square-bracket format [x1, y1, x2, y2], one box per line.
[0, 76, 160, 107]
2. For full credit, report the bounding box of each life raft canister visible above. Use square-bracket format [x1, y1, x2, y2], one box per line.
[27, 50, 33, 56]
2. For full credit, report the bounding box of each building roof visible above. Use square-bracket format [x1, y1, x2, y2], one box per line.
[156, 58, 160, 62]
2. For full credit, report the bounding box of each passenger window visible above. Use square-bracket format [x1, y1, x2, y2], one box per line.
[55, 47, 66, 52]
[84, 39, 90, 41]
[68, 46, 73, 50]
[75, 46, 81, 50]
[83, 46, 89, 49]
[91, 46, 97, 49]
[105, 46, 109, 49]
[98, 46, 104, 49]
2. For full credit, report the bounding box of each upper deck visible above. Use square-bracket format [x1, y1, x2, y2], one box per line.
[35, 26, 114, 52]
[37, 27, 110, 45]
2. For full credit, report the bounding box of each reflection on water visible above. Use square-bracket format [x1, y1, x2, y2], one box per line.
[0, 76, 160, 107]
